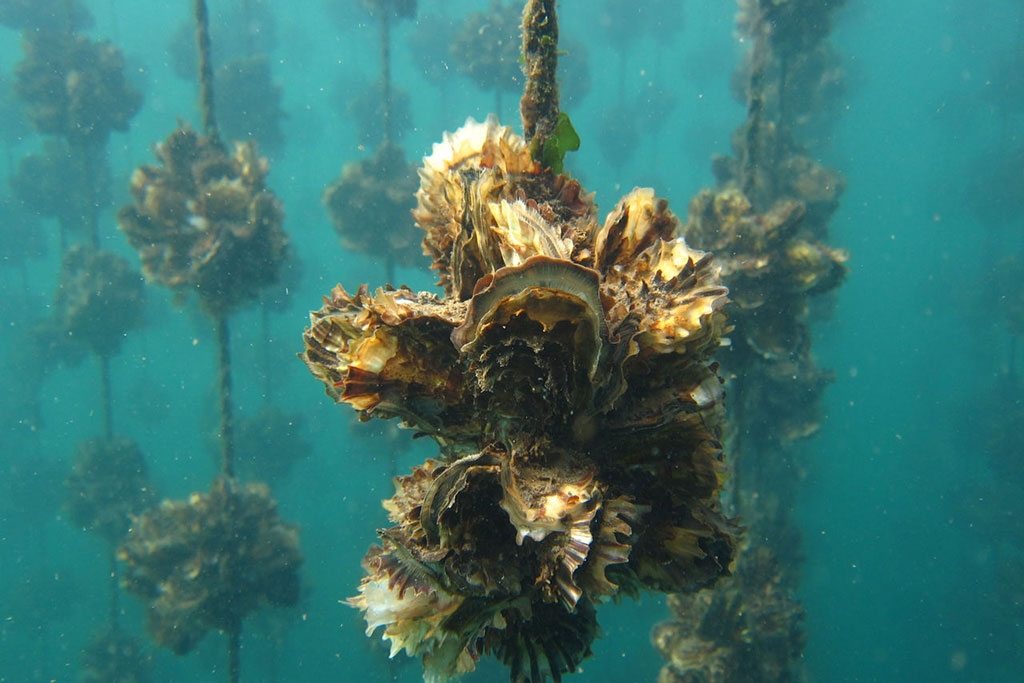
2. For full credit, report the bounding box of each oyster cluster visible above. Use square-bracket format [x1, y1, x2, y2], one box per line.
[0, 191, 46, 266]
[79, 626, 152, 683]
[0, 0, 92, 32]
[323, 142, 421, 271]
[14, 29, 141, 144]
[232, 405, 311, 484]
[303, 118, 737, 681]
[710, 124, 845, 230]
[686, 84, 846, 447]
[12, 139, 112, 232]
[345, 80, 414, 147]
[55, 245, 146, 358]
[450, 1, 522, 96]
[119, 477, 302, 655]
[652, 545, 805, 683]
[118, 127, 288, 315]
[216, 56, 286, 155]
[682, 187, 843, 443]
[64, 437, 155, 545]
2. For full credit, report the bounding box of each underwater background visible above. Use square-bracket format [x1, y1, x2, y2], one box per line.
[1, 1, 1022, 681]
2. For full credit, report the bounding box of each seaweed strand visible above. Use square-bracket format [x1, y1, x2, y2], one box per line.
[520, 0, 560, 146]
[194, 0, 221, 146]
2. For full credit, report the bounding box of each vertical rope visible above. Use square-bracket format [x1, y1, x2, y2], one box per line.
[76, 143, 100, 248]
[380, 7, 393, 145]
[215, 314, 235, 478]
[99, 353, 113, 440]
[108, 547, 120, 628]
[520, 0, 560, 146]
[741, 39, 768, 203]
[195, 0, 221, 145]
[730, 377, 746, 516]
[260, 301, 272, 404]
[1010, 335, 1018, 378]
[241, 0, 255, 56]
[228, 622, 241, 683]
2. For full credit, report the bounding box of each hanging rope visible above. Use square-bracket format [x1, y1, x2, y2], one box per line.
[194, 0, 221, 145]
[520, 0, 560, 147]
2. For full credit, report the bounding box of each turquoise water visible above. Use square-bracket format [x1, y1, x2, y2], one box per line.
[1, 1, 1021, 681]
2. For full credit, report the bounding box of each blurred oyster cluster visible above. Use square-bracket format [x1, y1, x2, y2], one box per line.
[64, 437, 155, 545]
[215, 56, 286, 155]
[14, 29, 141, 144]
[118, 127, 288, 315]
[232, 405, 311, 484]
[450, 1, 522, 95]
[652, 545, 804, 683]
[119, 477, 302, 655]
[323, 142, 421, 271]
[682, 186, 844, 442]
[681, 18, 848, 447]
[303, 118, 737, 681]
[734, 0, 848, 151]
[79, 626, 152, 683]
[0, 0, 93, 32]
[11, 139, 111, 233]
[55, 245, 146, 358]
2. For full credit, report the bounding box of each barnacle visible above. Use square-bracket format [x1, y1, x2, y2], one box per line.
[303, 117, 737, 681]
[118, 477, 302, 655]
[64, 437, 155, 545]
[54, 246, 146, 358]
[117, 126, 288, 315]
